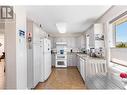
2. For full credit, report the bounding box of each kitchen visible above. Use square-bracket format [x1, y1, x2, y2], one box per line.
[0, 5, 127, 90]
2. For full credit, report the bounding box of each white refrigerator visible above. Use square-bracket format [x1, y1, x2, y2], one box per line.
[27, 21, 51, 89]
[40, 38, 51, 82]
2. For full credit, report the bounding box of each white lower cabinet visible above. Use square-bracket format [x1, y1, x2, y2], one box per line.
[51, 53, 55, 66]
[33, 44, 41, 87]
[79, 57, 86, 81]
[77, 56, 86, 81]
[67, 53, 77, 66]
[76, 55, 80, 71]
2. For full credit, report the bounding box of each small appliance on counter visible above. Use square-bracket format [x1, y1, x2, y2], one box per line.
[70, 49, 73, 53]
[95, 47, 104, 58]
[51, 48, 57, 54]
[60, 50, 64, 54]
[89, 48, 96, 57]
[70, 48, 80, 53]
[57, 49, 66, 54]
[89, 47, 104, 58]
[81, 48, 87, 54]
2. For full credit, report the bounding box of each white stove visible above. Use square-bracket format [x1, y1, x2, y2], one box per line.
[55, 54, 67, 67]
[55, 42, 67, 67]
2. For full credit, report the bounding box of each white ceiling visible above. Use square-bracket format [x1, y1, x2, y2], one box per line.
[25, 6, 111, 34]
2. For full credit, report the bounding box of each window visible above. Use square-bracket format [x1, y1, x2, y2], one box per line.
[113, 17, 127, 48]
[110, 15, 127, 79]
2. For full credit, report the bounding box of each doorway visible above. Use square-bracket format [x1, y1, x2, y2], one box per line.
[0, 20, 5, 89]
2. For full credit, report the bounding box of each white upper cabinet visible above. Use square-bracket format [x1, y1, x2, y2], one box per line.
[94, 24, 103, 34]
[27, 20, 48, 44]
[33, 44, 41, 87]
[53, 37, 76, 49]
[86, 23, 104, 49]
[33, 23, 40, 43]
[40, 28, 45, 39]
[94, 23, 104, 48]
[67, 37, 75, 48]
[80, 35, 85, 48]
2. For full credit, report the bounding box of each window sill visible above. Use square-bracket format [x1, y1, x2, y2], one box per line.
[110, 47, 127, 49]
[111, 58, 127, 67]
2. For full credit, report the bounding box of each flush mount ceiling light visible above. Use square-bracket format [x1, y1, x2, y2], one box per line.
[56, 22, 67, 33]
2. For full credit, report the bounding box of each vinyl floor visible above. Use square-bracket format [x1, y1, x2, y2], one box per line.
[35, 67, 87, 89]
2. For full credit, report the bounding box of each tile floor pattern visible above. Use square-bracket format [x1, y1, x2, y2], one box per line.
[35, 67, 87, 89]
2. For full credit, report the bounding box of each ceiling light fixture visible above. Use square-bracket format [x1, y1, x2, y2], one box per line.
[56, 22, 67, 33]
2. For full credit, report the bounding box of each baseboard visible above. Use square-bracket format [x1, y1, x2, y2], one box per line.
[52, 65, 77, 68]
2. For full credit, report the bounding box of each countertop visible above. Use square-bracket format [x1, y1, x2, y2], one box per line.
[52, 52, 105, 61]
[51, 52, 82, 54]
[76, 53, 106, 61]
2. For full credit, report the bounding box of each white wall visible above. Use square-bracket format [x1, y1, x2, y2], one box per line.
[5, 19, 16, 89]
[5, 6, 27, 89]
[0, 22, 5, 56]
[0, 34, 4, 55]
[15, 6, 27, 89]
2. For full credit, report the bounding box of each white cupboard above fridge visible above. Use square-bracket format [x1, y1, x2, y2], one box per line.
[32, 23, 40, 43]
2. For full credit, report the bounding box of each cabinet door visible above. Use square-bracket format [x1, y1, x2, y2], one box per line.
[80, 58, 82, 75]
[72, 54, 77, 66]
[82, 60, 85, 81]
[33, 24, 40, 43]
[94, 24, 104, 48]
[94, 24, 103, 34]
[77, 56, 80, 71]
[40, 29, 45, 39]
[81, 35, 85, 48]
[80, 58, 85, 80]
[51, 54, 55, 66]
[67, 54, 77, 66]
[84, 60, 86, 81]
[67, 54, 71, 66]
[33, 44, 41, 87]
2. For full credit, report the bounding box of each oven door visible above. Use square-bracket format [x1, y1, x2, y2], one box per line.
[55, 59, 67, 67]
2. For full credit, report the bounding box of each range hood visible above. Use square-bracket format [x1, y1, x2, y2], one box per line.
[56, 42, 67, 45]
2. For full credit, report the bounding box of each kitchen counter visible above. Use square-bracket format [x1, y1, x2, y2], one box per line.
[76, 53, 106, 62]
[67, 52, 82, 54]
[51, 52, 82, 54]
